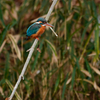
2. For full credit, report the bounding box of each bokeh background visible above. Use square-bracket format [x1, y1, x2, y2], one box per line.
[0, 0, 100, 100]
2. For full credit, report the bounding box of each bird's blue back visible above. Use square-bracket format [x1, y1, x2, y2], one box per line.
[26, 23, 41, 36]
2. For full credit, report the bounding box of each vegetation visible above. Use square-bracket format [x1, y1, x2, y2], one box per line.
[0, 0, 100, 100]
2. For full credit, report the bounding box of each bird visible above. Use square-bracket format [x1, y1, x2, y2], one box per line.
[26, 17, 53, 52]
[26, 17, 53, 40]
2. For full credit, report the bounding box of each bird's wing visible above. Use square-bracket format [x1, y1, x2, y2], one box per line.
[26, 23, 41, 36]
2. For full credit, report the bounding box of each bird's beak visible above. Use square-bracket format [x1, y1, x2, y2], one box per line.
[45, 23, 53, 27]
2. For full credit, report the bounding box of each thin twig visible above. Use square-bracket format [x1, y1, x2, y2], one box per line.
[50, 27, 58, 37]
[9, 0, 58, 100]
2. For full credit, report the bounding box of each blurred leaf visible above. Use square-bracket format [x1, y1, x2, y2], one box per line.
[40, 0, 49, 13]
[66, 77, 72, 85]
[4, 53, 9, 79]
[0, 19, 17, 47]
[90, 64, 100, 76]
[75, 57, 80, 69]
[54, 72, 60, 94]
[71, 65, 76, 90]
[81, 18, 94, 44]
[0, 3, 5, 27]
[45, 39, 57, 56]
[62, 0, 66, 6]
[0, 25, 9, 46]
[8, 34, 21, 61]
[0, 86, 4, 96]
[66, 21, 73, 42]
[68, 27, 82, 43]
[8, 19, 17, 30]
[6, 79, 22, 100]
[61, 74, 68, 100]
[68, 0, 71, 13]
[34, 0, 40, 9]
[31, 40, 44, 71]
[91, 0, 98, 19]
[75, 57, 86, 88]
[80, 24, 96, 60]
[38, 43, 46, 63]
[95, 24, 99, 58]
[70, 40, 74, 59]
[81, 69, 91, 78]
[85, 58, 94, 80]
[0, 79, 5, 85]
[10, 8, 18, 20]
[43, 68, 57, 80]
[83, 0, 90, 20]
[0, 39, 6, 53]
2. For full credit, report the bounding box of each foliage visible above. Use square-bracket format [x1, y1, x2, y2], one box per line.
[0, 0, 100, 100]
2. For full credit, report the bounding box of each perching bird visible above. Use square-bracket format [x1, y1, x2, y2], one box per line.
[26, 17, 53, 40]
[26, 17, 53, 52]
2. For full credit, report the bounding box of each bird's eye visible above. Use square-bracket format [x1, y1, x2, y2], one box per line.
[44, 21, 46, 24]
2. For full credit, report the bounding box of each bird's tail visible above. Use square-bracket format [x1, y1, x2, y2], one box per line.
[24, 35, 33, 44]
[25, 35, 30, 40]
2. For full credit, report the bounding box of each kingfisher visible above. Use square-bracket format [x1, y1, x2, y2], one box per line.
[26, 17, 53, 52]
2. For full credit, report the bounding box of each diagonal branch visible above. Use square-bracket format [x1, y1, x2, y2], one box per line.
[9, 0, 58, 100]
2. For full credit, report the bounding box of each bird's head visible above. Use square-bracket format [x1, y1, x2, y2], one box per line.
[36, 17, 53, 27]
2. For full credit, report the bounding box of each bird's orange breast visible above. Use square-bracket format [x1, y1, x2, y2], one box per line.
[31, 25, 46, 38]
[37, 25, 46, 36]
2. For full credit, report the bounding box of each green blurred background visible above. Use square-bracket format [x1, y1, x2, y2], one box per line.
[0, 0, 100, 100]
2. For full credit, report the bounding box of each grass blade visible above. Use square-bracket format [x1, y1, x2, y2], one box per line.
[45, 39, 57, 56]
[6, 79, 22, 100]
[31, 40, 44, 70]
[85, 58, 94, 80]
[8, 34, 21, 61]
[0, 25, 9, 46]
[95, 24, 99, 58]
[91, 0, 98, 19]
[8, 19, 17, 30]
[54, 72, 60, 94]
[61, 74, 68, 100]
[68, 27, 82, 43]
[81, 18, 94, 44]
[68, 0, 71, 13]
[80, 24, 96, 60]
[71, 65, 76, 90]
[4, 53, 10, 79]
[0, 3, 5, 27]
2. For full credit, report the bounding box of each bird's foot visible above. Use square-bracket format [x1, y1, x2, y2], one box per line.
[36, 37, 39, 41]
[37, 48, 41, 53]
[5, 97, 10, 100]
